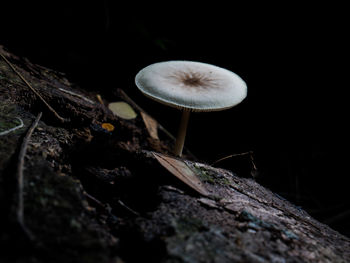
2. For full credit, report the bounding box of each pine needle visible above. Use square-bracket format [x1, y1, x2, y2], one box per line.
[0, 53, 68, 123]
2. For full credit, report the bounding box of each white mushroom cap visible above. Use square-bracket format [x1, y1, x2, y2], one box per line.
[135, 61, 247, 112]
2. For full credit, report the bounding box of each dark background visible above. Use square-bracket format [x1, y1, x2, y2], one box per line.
[1, 2, 349, 236]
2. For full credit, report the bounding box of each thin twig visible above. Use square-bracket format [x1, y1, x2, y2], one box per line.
[249, 151, 257, 170]
[58, 87, 95, 104]
[0, 117, 24, 136]
[0, 53, 68, 123]
[211, 151, 259, 179]
[211, 151, 252, 166]
[117, 200, 140, 216]
[323, 209, 350, 225]
[83, 191, 106, 209]
[16, 112, 42, 241]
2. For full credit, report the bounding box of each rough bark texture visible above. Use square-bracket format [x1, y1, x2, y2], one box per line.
[1, 45, 349, 263]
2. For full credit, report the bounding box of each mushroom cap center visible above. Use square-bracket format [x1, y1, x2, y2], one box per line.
[170, 70, 217, 90]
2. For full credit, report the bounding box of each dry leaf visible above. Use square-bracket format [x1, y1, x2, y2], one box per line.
[108, 102, 137, 120]
[96, 94, 104, 105]
[152, 152, 210, 196]
[141, 112, 159, 140]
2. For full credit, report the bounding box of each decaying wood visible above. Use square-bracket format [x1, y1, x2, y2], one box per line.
[0, 45, 349, 263]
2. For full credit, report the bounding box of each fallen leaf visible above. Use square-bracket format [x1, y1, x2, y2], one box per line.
[141, 112, 159, 140]
[108, 102, 137, 120]
[152, 152, 210, 196]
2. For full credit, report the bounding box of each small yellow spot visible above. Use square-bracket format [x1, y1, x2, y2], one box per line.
[102, 123, 115, 132]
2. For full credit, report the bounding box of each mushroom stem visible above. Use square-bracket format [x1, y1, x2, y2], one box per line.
[174, 110, 191, 157]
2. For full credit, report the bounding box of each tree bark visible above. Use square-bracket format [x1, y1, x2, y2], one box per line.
[1, 45, 349, 263]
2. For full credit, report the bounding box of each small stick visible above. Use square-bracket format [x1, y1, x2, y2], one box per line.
[117, 200, 140, 216]
[83, 191, 106, 209]
[211, 151, 253, 166]
[58, 87, 95, 104]
[16, 112, 42, 241]
[212, 151, 259, 178]
[0, 53, 68, 123]
[0, 117, 24, 136]
[249, 151, 257, 171]
[210, 151, 258, 175]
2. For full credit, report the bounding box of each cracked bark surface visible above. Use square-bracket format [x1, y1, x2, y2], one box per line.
[1, 45, 349, 263]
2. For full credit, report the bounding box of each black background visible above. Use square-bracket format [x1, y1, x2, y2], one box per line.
[1, 2, 349, 236]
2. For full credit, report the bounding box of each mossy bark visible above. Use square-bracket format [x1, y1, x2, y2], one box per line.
[1, 45, 349, 263]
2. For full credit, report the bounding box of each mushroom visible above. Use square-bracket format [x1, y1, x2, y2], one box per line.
[135, 61, 247, 157]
